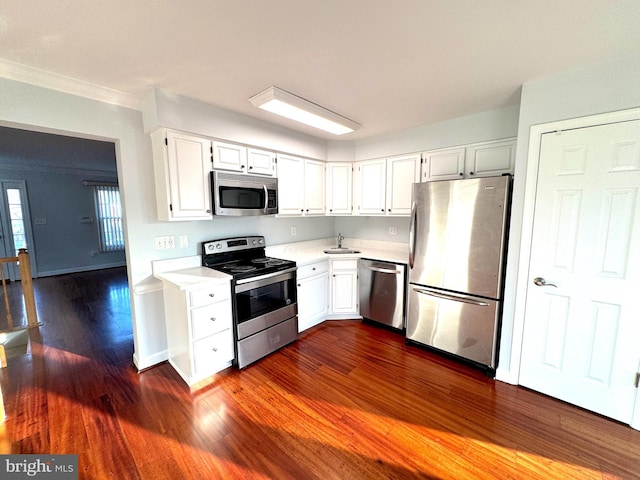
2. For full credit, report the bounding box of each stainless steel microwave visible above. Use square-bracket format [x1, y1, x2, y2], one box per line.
[211, 171, 278, 216]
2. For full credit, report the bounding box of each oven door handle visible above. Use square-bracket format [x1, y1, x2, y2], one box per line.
[235, 266, 297, 291]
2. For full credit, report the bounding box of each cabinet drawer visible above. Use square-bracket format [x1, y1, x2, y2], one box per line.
[191, 302, 232, 339]
[331, 259, 358, 270]
[193, 329, 234, 374]
[297, 261, 329, 279]
[189, 283, 231, 308]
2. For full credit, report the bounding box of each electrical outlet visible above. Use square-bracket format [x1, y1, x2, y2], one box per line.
[180, 235, 188, 248]
[167, 236, 175, 248]
[389, 226, 397, 235]
[291, 226, 297, 236]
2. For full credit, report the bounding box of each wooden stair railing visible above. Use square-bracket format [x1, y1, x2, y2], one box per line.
[0, 249, 38, 362]
[1, 249, 38, 419]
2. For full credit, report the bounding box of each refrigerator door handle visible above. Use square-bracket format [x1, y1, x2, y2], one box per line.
[408, 200, 417, 269]
[412, 287, 490, 306]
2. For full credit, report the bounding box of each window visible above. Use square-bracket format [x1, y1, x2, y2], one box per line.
[6, 188, 27, 254]
[94, 185, 124, 252]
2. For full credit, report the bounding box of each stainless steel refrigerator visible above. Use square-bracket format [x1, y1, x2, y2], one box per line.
[407, 175, 511, 373]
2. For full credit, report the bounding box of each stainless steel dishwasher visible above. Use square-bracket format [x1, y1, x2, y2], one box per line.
[359, 259, 406, 330]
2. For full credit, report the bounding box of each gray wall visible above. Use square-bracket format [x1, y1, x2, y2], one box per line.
[0, 126, 126, 276]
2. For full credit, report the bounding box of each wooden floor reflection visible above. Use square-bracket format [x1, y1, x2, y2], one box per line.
[1, 267, 639, 479]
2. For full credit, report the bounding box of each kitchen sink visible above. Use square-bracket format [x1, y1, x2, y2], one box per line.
[323, 247, 361, 254]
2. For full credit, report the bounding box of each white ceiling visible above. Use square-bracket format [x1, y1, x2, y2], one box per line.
[1, 1, 640, 140]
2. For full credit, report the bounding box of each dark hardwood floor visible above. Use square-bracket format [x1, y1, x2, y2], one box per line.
[1, 267, 639, 479]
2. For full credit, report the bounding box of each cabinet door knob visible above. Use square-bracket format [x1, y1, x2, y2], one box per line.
[210, 317, 216, 322]
[249, 166, 253, 169]
[381, 209, 384, 212]
[469, 171, 474, 175]
[212, 347, 218, 352]
[459, 172, 463, 176]
[209, 293, 215, 297]
[312, 267, 316, 271]
[297, 283, 301, 287]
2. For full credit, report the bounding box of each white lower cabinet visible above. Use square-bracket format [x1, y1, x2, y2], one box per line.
[296, 261, 329, 332]
[328, 258, 359, 317]
[161, 279, 234, 387]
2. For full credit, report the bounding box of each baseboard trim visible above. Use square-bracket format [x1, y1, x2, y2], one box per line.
[37, 262, 126, 278]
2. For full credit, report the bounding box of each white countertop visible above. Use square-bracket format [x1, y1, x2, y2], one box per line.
[266, 237, 409, 266]
[151, 238, 408, 290]
[152, 257, 231, 290]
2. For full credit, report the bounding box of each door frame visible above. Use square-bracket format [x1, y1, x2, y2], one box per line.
[0, 180, 38, 280]
[509, 107, 640, 429]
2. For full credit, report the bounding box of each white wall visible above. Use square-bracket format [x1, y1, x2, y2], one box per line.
[355, 104, 520, 160]
[496, 54, 640, 383]
[143, 89, 328, 160]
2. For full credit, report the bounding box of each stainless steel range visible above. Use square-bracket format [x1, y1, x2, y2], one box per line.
[202, 236, 298, 368]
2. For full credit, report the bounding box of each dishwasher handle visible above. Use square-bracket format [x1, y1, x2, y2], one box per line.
[364, 265, 402, 275]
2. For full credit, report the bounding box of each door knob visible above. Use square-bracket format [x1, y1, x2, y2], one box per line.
[533, 277, 557, 287]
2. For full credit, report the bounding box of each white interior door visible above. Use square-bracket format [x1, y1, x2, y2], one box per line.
[519, 120, 640, 423]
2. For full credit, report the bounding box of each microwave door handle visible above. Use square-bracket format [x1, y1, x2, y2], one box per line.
[263, 184, 268, 214]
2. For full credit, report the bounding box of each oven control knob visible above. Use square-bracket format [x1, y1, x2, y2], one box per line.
[252, 239, 257, 245]
[207, 244, 214, 251]
[216, 244, 222, 249]
[258, 238, 263, 245]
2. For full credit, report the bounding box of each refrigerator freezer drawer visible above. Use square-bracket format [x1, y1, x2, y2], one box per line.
[406, 285, 500, 368]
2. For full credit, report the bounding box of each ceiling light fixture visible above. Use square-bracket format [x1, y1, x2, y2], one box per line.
[249, 86, 359, 136]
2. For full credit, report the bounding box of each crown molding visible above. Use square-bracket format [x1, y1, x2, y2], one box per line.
[0, 58, 143, 111]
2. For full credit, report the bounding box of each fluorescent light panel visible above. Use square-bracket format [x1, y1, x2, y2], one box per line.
[249, 86, 359, 135]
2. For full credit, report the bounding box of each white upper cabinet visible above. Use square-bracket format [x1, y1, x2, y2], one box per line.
[212, 142, 276, 176]
[212, 141, 247, 173]
[303, 159, 326, 215]
[151, 129, 213, 221]
[326, 162, 353, 215]
[277, 154, 325, 216]
[354, 154, 419, 216]
[421, 139, 516, 182]
[421, 147, 466, 182]
[354, 158, 387, 215]
[247, 148, 276, 176]
[464, 139, 516, 178]
[386, 153, 420, 215]
[277, 154, 305, 215]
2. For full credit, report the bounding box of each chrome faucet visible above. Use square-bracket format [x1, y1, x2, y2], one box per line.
[337, 233, 344, 248]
